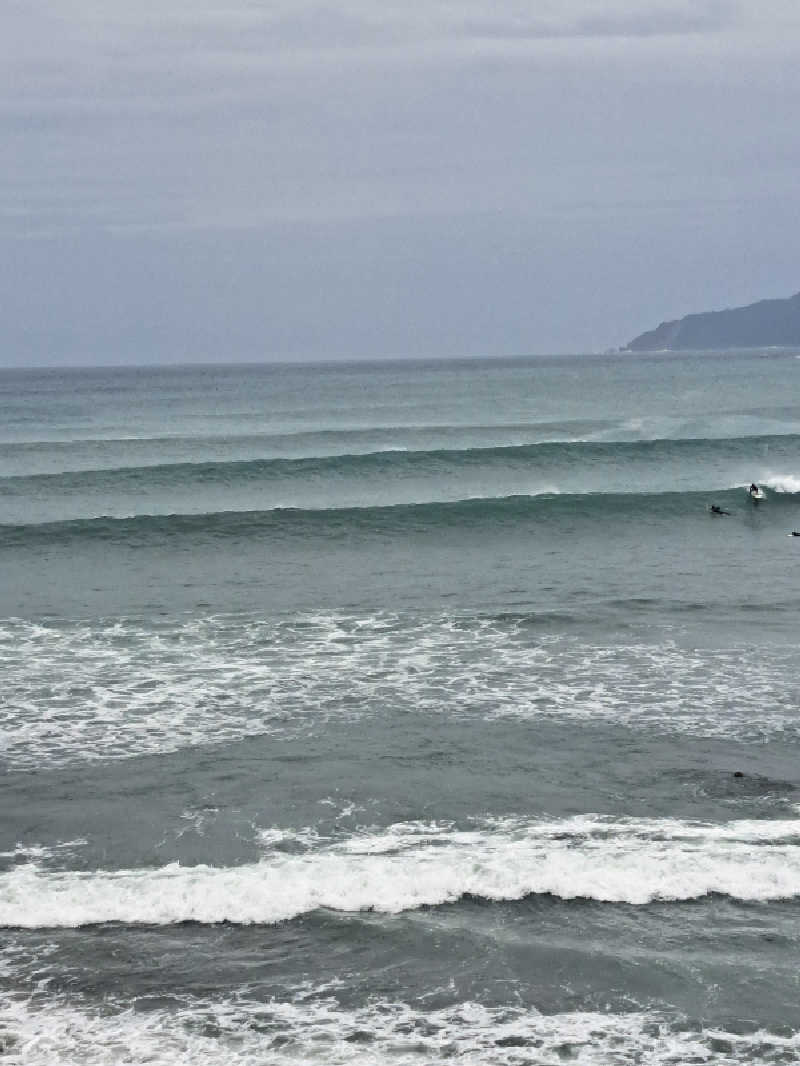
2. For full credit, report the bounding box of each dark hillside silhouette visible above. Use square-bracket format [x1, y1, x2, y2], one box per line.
[626, 292, 800, 351]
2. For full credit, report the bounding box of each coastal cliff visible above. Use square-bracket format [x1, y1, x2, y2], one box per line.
[625, 291, 800, 351]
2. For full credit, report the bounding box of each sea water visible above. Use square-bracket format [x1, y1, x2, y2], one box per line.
[1, 350, 800, 1063]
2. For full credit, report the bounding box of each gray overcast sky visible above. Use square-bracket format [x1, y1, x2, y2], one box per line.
[2, 0, 799, 364]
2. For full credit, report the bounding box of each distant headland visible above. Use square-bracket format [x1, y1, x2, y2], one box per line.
[624, 291, 800, 351]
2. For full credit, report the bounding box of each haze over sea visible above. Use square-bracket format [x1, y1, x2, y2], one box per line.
[2, 349, 800, 1064]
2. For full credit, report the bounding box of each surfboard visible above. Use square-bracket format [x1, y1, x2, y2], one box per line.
[748, 487, 766, 501]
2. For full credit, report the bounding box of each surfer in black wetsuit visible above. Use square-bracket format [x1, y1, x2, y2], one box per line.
[792, 531, 800, 537]
[710, 505, 730, 516]
[749, 483, 759, 495]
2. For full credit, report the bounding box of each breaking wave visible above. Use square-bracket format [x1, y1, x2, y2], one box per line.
[3, 815, 800, 928]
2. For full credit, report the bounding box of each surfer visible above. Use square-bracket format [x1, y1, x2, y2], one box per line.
[792, 531, 800, 537]
[710, 505, 730, 516]
[749, 483, 759, 495]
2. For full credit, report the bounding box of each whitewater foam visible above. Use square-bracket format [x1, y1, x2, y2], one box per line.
[1, 985, 799, 1066]
[2, 815, 800, 928]
[2, 614, 799, 770]
[0, 841, 86, 865]
[759, 472, 800, 493]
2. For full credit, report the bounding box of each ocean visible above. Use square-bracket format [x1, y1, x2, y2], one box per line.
[2, 350, 800, 1064]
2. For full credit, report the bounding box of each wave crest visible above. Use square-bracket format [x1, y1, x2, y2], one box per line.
[3, 815, 800, 928]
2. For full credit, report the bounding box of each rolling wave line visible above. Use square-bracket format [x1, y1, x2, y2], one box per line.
[1, 487, 797, 547]
[1, 433, 799, 490]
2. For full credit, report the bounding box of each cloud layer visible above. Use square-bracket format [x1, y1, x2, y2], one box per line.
[2, 1, 799, 360]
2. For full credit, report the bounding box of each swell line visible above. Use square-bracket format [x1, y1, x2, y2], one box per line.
[1, 488, 797, 548]
[1, 433, 799, 491]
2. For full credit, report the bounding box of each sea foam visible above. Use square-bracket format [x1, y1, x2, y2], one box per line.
[3, 614, 799, 771]
[1, 989, 800, 1066]
[2, 991, 798, 1066]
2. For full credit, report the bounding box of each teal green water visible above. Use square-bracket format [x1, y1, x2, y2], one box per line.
[1, 351, 800, 1064]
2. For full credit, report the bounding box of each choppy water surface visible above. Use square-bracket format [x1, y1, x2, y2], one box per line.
[2, 351, 800, 1064]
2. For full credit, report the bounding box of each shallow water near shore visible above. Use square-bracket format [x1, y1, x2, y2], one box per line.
[2, 350, 800, 1063]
